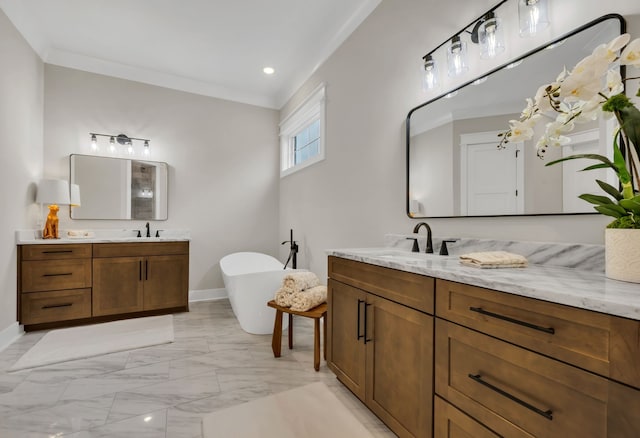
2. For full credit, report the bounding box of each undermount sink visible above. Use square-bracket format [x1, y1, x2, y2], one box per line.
[353, 249, 457, 263]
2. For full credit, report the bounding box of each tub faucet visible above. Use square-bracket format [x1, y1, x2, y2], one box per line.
[145, 222, 150, 238]
[412, 222, 433, 254]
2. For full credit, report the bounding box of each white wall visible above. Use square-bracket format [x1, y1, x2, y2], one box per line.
[43, 65, 280, 292]
[0, 8, 44, 337]
[279, 0, 640, 279]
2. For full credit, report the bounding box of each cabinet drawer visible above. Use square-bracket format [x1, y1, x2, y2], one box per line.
[21, 289, 91, 325]
[328, 256, 434, 314]
[21, 244, 91, 261]
[93, 241, 189, 258]
[434, 396, 501, 438]
[435, 279, 640, 389]
[435, 319, 640, 438]
[21, 259, 92, 292]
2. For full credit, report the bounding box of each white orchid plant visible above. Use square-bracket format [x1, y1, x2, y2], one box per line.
[499, 34, 640, 228]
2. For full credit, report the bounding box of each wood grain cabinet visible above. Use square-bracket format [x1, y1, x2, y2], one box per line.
[18, 241, 189, 330]
[92, 242, 189, 316]
[327, 256, 434, 438]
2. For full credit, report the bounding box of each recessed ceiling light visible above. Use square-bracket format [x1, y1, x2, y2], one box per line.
[263, 67, 275, 75]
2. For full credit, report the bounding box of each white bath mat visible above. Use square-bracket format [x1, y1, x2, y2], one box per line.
[10, 315, 174, 371]
[201, 381, 374, 438]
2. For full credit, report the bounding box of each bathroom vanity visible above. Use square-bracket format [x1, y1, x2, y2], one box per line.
[17, 235, 189, 331]
[326, 248, 640, 438]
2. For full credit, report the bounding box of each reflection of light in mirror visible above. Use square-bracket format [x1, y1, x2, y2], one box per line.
[144, 416, 152, 423]
[444, 91, 458, 99]
[505, 60, 523, 69]
[473, 77, 488, 85]
[545, 39, 566, 50]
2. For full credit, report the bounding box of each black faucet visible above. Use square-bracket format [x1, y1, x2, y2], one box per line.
[412, 222, 433, 254]
[145, 222, 150, 238]
[281, 229, 298, 269]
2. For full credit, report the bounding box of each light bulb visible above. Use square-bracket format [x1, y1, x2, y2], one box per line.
[479, 12, 505, 59]
[109, 137, 117, 153]
[143, 140, 150, 156]
[447, 36, 468, 77]
[127, 143, 134, 155]
[421, 55, 439, 91]
[90, 134, 98, 151]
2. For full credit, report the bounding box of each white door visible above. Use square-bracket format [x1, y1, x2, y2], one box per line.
[461, 132, 524, 215]
[562, 129, 605, 213]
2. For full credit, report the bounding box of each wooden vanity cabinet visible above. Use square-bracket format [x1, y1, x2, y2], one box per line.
[92, 242, 189, 316]
[327, 256, 434, 438]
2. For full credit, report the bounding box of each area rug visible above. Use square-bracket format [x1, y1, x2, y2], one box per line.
[201, 381, 374, 437]
[10, 315, 174, 371]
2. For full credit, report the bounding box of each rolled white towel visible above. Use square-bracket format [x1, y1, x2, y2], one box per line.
[274, 288, 295, 307]
[283, 271, 320, 293]
[290, 286, 327, 312]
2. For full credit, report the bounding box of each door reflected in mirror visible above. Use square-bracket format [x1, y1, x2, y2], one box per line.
[407, 15, 624, 218]
[70, 154, 168, 220]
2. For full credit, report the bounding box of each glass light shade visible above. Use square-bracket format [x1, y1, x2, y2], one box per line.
[109, 137, 117, 154]
[447, 36, 468, 77]
[143, 140, 150, 156]
[90, 134, 99, 152]
[421, 55, 439, 91]
[479, 13, 505, 59]
[36, 179, 71, 205]
[70, 184, 81, 207]
[519, 0, 549, 37]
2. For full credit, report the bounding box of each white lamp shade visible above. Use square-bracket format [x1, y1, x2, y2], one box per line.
[36, 179, 71, 205]
[70, 184, 81, 207]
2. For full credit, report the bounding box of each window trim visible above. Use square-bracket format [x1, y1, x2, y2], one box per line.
[279, 83, 326, 178]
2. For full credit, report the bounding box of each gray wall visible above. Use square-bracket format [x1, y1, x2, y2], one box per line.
[0, 8, 44, 339]
[279, 1, 640, 279]
[43, 65, 280, 293]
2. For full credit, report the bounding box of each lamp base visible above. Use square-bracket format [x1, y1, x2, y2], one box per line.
[43, 204, 60, 239]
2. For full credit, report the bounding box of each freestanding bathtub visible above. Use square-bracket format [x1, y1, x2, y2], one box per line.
[220, 252, 296, 334]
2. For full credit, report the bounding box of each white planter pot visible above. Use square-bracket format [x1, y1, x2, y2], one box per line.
[605, 228, 640, 283]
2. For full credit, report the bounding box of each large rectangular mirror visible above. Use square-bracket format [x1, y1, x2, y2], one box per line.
[70, 154, 168, 220]
[407, 14, 625, 218]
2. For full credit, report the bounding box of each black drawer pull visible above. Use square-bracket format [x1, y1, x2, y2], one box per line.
[469, 307, 555, 334]
[357, 299, 364, 340]
[468, 374, 553, 420]
[43, 273, 73, 277]
[42, 250, 74, 254]
[42, 303, 73, 309]
[364, 303, 372, 344]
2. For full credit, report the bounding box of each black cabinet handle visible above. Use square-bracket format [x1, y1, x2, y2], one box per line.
[357, 299, 364, 340]
[139, 260, 143, 281]
[43, 272, 72, 277]
[364, 303, 372, 344]
[469, 307, 555, 334]
[468, 374, 553, 420]
[42, 250, 73, 254]
[145, 260, 149, 281]
[42, 303, 73, 309]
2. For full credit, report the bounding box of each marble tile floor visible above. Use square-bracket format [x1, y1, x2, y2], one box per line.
[0, 300, 395, 437]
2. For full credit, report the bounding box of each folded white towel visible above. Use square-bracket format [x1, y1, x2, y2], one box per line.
[282, 272, 320, 293]
[459, 251, 528, 269]
[290, 286, 327, 312]
[274, 287, 295, 308]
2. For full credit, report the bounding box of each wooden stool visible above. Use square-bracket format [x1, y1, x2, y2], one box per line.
[267, 300, 327, 371]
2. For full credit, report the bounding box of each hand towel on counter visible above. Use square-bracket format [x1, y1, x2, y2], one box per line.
[290, 286, 327, 312]
[459, 251, 528, 269]
[282, 272, 320, 293]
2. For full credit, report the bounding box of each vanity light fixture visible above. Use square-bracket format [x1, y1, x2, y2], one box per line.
[447, 35, 468, 77]
[474, 11, 505, 59]
[89, 133, 151, 157]
[518, 0, 550, 37]
[421, 54, 439, 90]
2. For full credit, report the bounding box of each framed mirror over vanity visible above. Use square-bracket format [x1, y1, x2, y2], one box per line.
[406, 14, 626, 218]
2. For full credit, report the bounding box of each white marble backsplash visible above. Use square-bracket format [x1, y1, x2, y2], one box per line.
[385, 234, 605, 272]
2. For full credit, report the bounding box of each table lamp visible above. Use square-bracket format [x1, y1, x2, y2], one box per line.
[36, 179, 71, 239]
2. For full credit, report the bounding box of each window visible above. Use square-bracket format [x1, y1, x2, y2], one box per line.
[280, 84, 325, 177]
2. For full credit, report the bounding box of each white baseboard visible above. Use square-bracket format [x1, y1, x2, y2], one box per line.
[0, 322, 23, 353]
[189, 288, 228, 303]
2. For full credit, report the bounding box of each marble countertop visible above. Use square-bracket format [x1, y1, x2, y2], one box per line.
[16, 229, 190, 244]
[327, 247, 640, 321]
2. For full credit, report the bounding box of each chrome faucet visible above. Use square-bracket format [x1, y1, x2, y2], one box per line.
[145, 222, 150, 238]
[412, 222, 433, 254]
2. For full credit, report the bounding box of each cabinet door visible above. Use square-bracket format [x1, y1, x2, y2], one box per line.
[366, 294, 433, 438]
[327, 279, 366, 401]
[143, 254, 189, 310]
[93, 257, 144, 316]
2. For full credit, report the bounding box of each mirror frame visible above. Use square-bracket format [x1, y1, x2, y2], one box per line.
[406, 13, 626, 219]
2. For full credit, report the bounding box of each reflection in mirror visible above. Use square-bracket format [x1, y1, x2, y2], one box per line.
[407, 15, 624, 218]
[70, 154, 168, 220]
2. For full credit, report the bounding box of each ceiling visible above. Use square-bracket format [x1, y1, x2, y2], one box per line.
[0, 0, 381, 109]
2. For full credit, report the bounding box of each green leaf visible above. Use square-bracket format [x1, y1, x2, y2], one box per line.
[545, 154, 617, 172]
[596, 179, 623, 201]
[581, 163, 610, 171]
[595, 204, 626, 218]
[619, 196, 640, 215]
[612, 135, 631, 185]
[579, 194, 614, 205]
[618, 104, 640, 160]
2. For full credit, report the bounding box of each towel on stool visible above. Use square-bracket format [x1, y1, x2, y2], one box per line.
[459, 251, 528, 268]
[290, 286, 327, 312]
[282, 272, 320, 293]
[274, 287, 296, 307]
